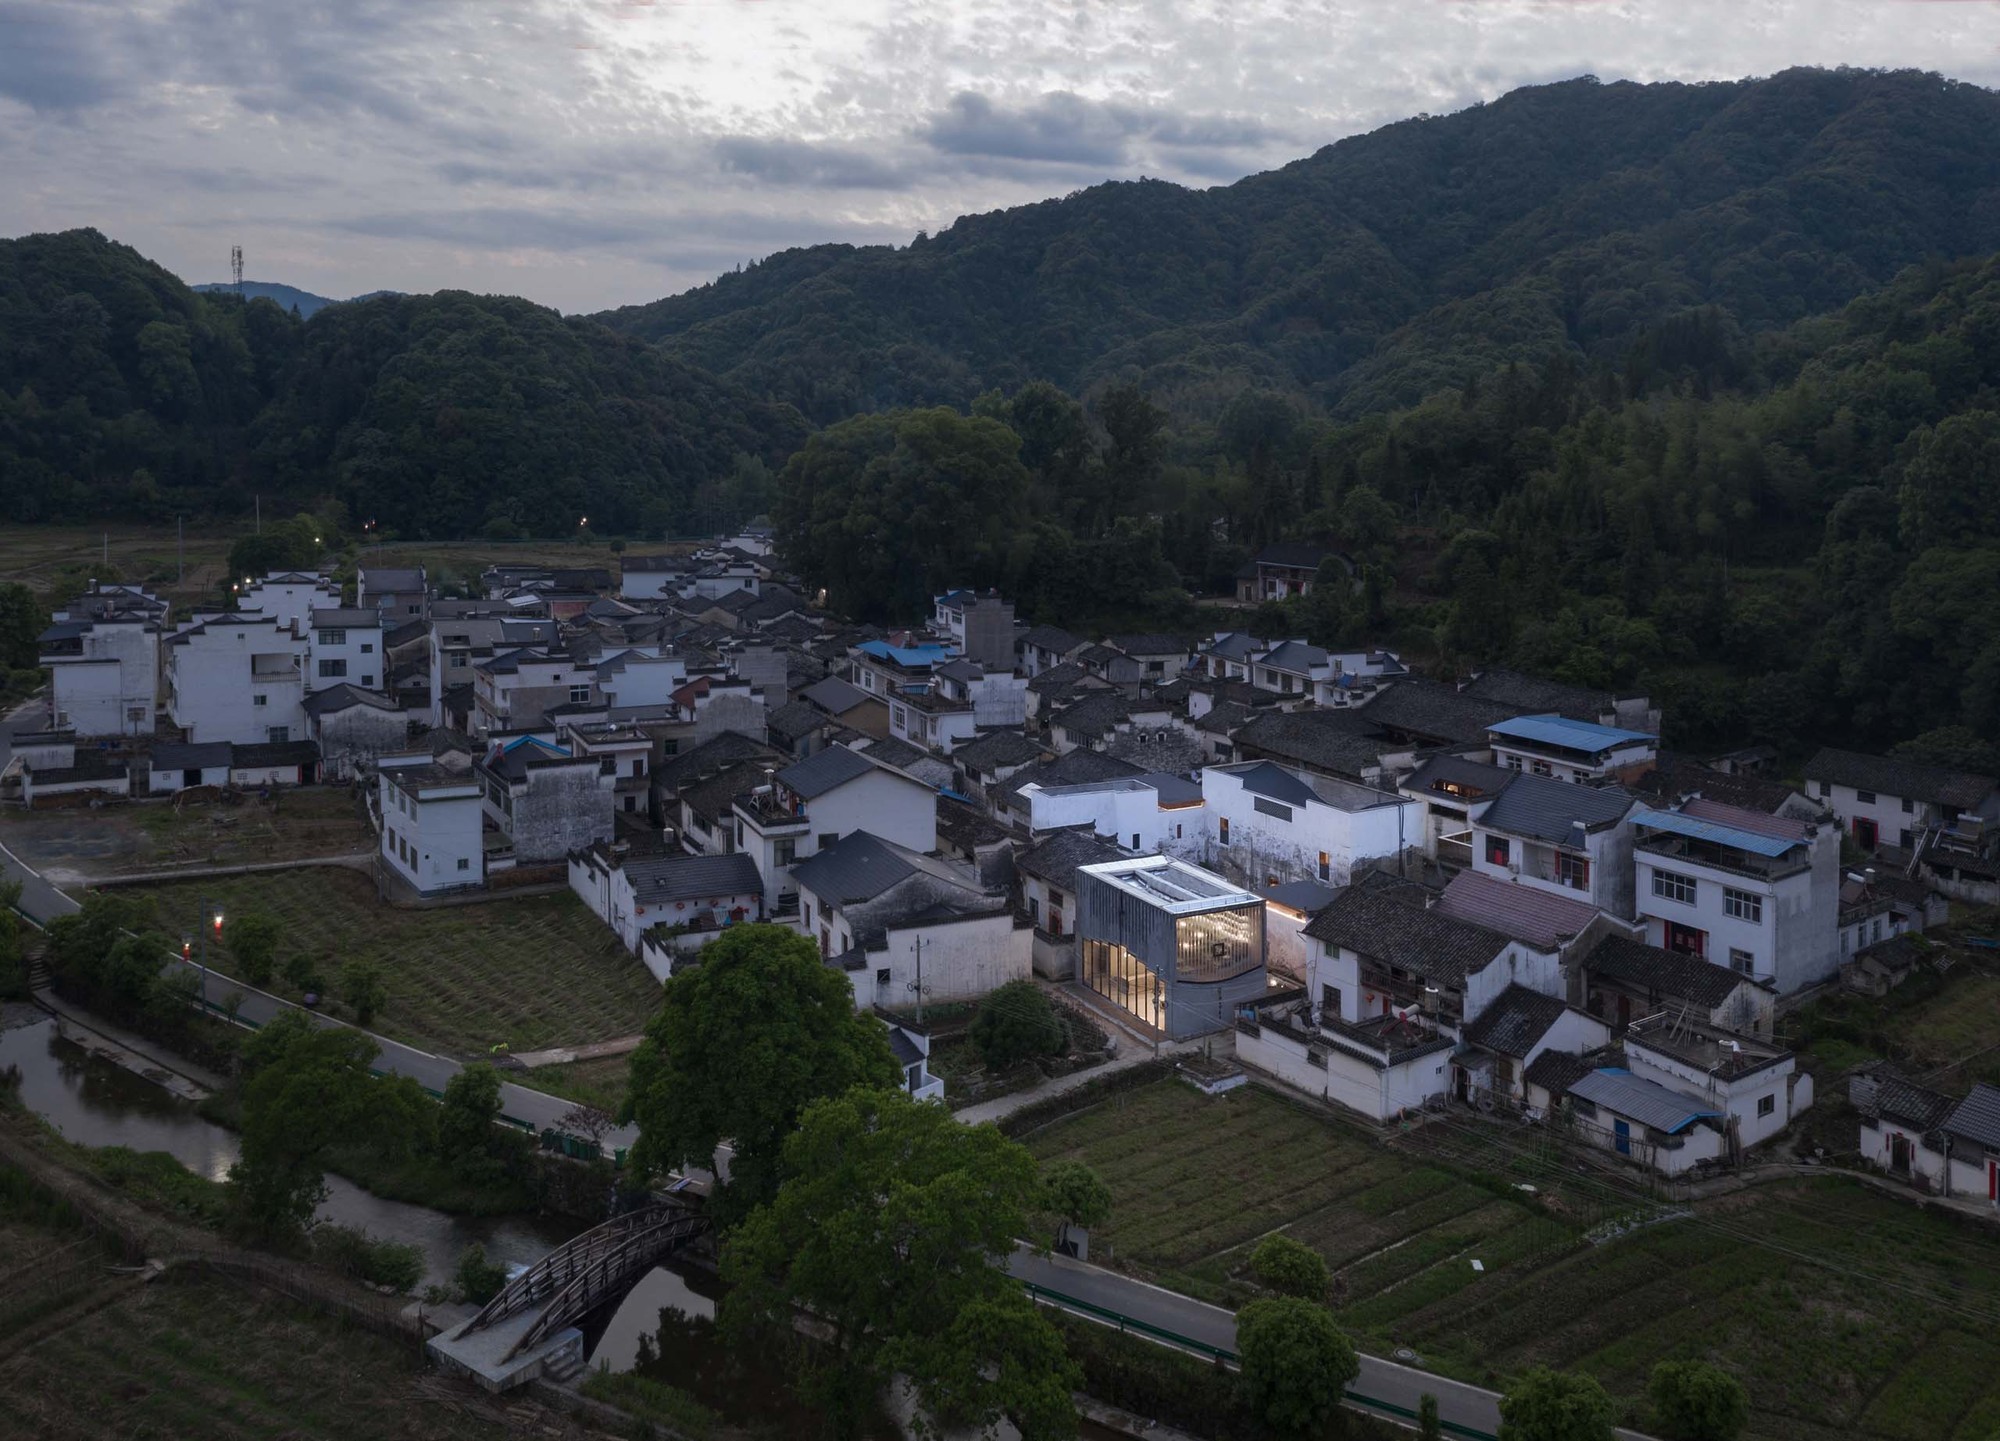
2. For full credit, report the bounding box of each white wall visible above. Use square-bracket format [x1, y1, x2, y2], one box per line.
[1238, 1022, 1452, 1121]
[1471, 818, 1634, 918]
[308, 621, 384, 693]
[1636, 848, 1836, 993]
[49, 620, 157, 737]
[1202, 768, 1420, 888]
[241, 578, 339, 634]
[1625, 1043, 1809, 1151]
[599, 654, 686, 709]
[849, 913, 1029, 1009]
[380, 773, 483, 893]
[170, 619, 309, 745]
[1463, 943, 1562, 1022]
[1025, 783, 1200, 856]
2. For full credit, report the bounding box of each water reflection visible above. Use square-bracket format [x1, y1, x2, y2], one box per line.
[0, 1013, 576, 1285]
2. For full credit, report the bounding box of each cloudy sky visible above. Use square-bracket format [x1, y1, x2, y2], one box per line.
[3, 0, 1997, 314]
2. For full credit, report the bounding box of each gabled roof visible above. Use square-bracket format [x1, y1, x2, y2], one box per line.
[766, 700, 833, 744]
[1050, 692, 1130, 740]
[1021, 624, 1083, 656]
[1460, 669, 1619, 725]
[1303, 887, 1511, 987]
[1679, 797, 1807, 843]
[1359, 679, 1518, 744]
[303, 683, 403, 718]
[624, 851, 763, 906]
[953, 730, 1045, 774]
[778, 744, 880, 798]
[152, 741, 234, 772]
[937, 795, 1010, 851]
[1436, 871, 1602, 950]
[1000, 750, 1145, 808]
[361, 567, 425, 591]
[1203, 632, 1262, 662]
[1805, 747, 1995, 810]
[1261, 879, 1338, 915]
[1630, 752, 1807, 815]
[1461, 984, 1569, 1057]
[801, 676, 873, 715]
[1405, 754, 1515, 800]
[1258, 640, 1328, 674]
[1571, 1068, 1722, 1134]
[1488, 713, 1655, 754]
[1217, 759, 1320, 809]
[1943, 1083, 2000, 1152]
[1478, 775, 1634, 845]
[681, 759, 773, 824]
[1862, 1074, 1955, 1132]
[1579, 934, 1747, 1010]
[652, 731, 780, 796]
[789, 831, 925, 905]
[1524, 1048, 1594, 1099]
[1254, 542, 1334, 569]
[1232, 709, 1382, 778]
[1018, 827, 1129, 890]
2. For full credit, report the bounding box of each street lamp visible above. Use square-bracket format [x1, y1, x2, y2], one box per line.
[199, 902, 224, 1011]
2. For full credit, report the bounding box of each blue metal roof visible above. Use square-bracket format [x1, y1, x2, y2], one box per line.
[1488, 712, 1655, 752]
[1630, 806, 1800, 858]
[1570, 1068, 1724, 1135]
[857, 640, 955, 666]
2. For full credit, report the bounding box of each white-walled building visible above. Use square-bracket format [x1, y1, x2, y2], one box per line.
[379, 751, 484, 895]
[476, 734, 614, 865]
[1469, 774, 1638, 918]
[1804, 747, 2000, 854]
[1632, 798, 1840, 993]
[569, 843, 763, 971]
[240, 572, 340, 634]
[165, 614, 309, 745]
[307, 608, 385, 693]
[1201, 760, 1423, 889]
[38, 592, 164, 738]
[1401, 754, 1514, 869]
[1022, 772, 1204, 856]
[733, 744, 938, 916]
[1487, 714, 1657, 784]
[358, 565, 429, 623]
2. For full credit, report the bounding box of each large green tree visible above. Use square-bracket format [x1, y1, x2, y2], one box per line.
[1647, 1359, 1748, 1441]
[620, 924, 899, 1219]
[1498, 1368, 1618, 1441]
[1235, 1296, 1359, 1437]
[722, 1086, 1078, 1441]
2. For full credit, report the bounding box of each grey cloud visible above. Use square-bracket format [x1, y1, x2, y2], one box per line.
[712, 136, 915, 191]
[923, 92, 1134, 167]
[0, 2, 131, 111]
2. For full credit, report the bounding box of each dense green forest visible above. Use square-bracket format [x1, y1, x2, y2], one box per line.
[6, 67, 2000, 759]
[598, 69, 2000, 426]
[0, 229, 808, 536]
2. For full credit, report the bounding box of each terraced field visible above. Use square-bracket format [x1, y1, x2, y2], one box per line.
[1025, 1076, 2000, 1440]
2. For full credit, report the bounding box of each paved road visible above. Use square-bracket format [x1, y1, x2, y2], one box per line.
[0, 699, 82, 925]
[1009, 1247, 1656, 1441]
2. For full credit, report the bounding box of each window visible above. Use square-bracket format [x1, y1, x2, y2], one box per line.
[1504, 755, 1523, 772]
[1253, 797, 1292, 822]
[360, 643, 374, 654]
[876, 967, 891, 985]
[1816, 780, 1830, 798]
[1856, 789, 1876, 804]
[1027, 896, 1040, 924]
[1486, 836, 1511, 867]
[818, 833, 838, 849]
[316, 658, 348, 679]
[362, 675, 375, 687]
[254, 694, 268, 707]
[457, 858, 470, 871]
[774, 839, 796, 867]
[1901, 797, 1914, 814]
[267, 726, 288, 744]
[1555, 852, 1591, 891]
[569, 685, 590, 704]
[1651, 869, 1696, 904]
[1321, 983, 1342, 1017]
[1218, 817, 1230, 845]
[600, 757, 617, 775]
[1723, 888, 1763, 923]
[1757, 1094, 1775, 1118]
[1531, 759, 1553, 777]
[319, 628, 346, 645]
[1729, 948, 1755, 975]
[1318, 851, 1331, 882]
[631, 758, 645, 777]
[1131, 833, 1141, 849]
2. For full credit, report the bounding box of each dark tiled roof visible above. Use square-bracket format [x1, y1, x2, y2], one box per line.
[778, 744, 876, 798]
[1022, 625, 1083, 655]
[1254, 542, 1335, 570]
[232, 740, 321, 769]
[1459, 669, 1616, 725]
[653, 732, 780, 797]
[1232, 709, 1382, 777]
[1001, 751, 1145, 808]
[1018, 827, 1129, 890]
[1203, 632, 1262, 662]
[1461, 984, 1569, 1057]
[681, 760, 772, 824]
[303, 683, 402, 717]
[1629, 751, 1805, 815]
[1524, 1048, 1594, 1098]
[625, 851, 763, 905]
[1806, 748, 1994, 810]
[1259, 640, 1327, 674]
[1863, 1075, 1955, 1131]
[1225, 760, 1321, 809]
[953, 730, 1045, 774]
[937, 795, 1010, 851]
[152, 741, 234, 771]
[1193, 700, 1258, 737]
[1436, 871, 1602, 950]
[1405, 754, 1515, 800]
[856, 736, 929, 770]
[1303, 887, 1510, 986]
[1944, 1083, 2000, 1151]
[1051, 692, 1130, 740]
[801, 676, 873, 715]
[789, 832, 919, 905]
[1478, 775, 1633, 844]
[1262, 879, 1338, 914]
[1580, 934, 1745, 1010]
[767, 700, 832, 744]
[1359, 679, 1519, 745]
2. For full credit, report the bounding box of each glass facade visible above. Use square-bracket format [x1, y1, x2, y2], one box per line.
[1082, 940, 1165, 1030]
[1175, 905, 1263, 982]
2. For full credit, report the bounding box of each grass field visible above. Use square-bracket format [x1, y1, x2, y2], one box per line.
[0, 789, 374, 883]
[0, 1273, 539, 1440]
[131, 869, 662, 1059]
[1026, 1077, 2000, 1441]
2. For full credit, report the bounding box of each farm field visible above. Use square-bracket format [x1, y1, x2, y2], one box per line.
[128, 868, 661, 1060]
[0, 789, 374, 884]
[1025, 1076, 2000, 1440]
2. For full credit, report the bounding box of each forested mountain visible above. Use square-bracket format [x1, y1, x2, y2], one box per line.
[0, 230, 808, 536]
[596, 68, 2000, 427]
[189, 281, 342, 318]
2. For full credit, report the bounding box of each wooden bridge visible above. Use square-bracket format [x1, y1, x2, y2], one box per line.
[429, 1199, 710, 1391]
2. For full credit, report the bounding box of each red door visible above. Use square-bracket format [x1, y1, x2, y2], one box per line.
[1989, 1160, 1997, 1203]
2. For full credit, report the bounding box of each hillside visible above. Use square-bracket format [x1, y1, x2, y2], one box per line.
[190, 281, 342, 318]
[596, 68, 2000, 425]
[0, 230, 808, 536]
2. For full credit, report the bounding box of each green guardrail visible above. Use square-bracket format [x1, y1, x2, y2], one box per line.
[1017, 1279, 1498, 1441]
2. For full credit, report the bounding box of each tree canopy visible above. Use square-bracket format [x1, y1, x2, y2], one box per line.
[619, 924, 900, 1220]
[1498, 1368, 1619, 1441]
[722, 1086, 1078, 1440]
[1235, 1296, 1359, 1437]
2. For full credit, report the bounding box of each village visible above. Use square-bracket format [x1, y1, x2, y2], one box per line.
[13, 534, 2000, 1208]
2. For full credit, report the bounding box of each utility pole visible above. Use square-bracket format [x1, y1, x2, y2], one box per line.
[908, 934, 927, 1023]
